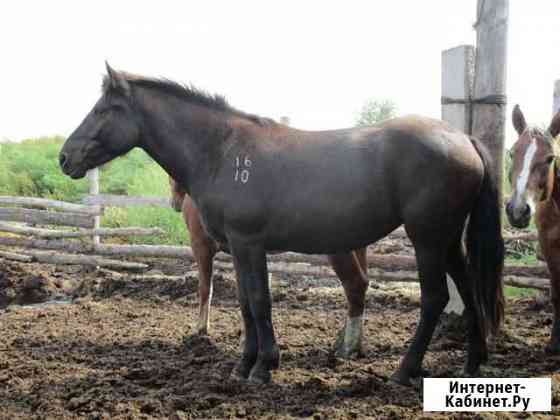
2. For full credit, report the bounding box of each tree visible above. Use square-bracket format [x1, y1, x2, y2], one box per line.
[355, 99, 397, 127]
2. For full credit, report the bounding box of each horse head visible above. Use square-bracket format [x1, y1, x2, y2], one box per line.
[59, 62, 141, 179]
[506, 105, 560, 228]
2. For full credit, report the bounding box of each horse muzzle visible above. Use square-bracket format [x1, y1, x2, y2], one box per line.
[59, 152, 88, 179]
[505, 201, 531, 229]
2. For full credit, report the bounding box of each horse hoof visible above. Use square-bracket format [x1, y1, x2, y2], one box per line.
[389, 371, 413, 387]
[390, 365, 430, 387]
[231, 361, 253, 380]
[464, 352, 485, 376]
[411, 368, 430, 378]
[545, 341, 560, 355]
[463, 363, 481, 377]
[248, 366, 272, 385]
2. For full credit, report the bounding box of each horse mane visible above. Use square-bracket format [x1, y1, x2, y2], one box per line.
[102, 72, 275, 127]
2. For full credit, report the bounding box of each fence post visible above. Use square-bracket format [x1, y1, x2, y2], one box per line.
[441, 45, 476, 314]
[553, 80, 560, 115]
[471, 0, 509, 203]
[88, 168, 100, 245]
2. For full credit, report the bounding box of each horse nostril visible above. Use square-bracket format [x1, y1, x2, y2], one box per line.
[523, 204, 531, 218]
[59, 153, 68, 168]
[505, 202, 513, 215]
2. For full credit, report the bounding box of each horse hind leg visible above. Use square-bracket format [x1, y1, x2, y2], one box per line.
[192, 237, 216, 335]
[446, 239, 488, 375]
[329, 251, 369, 359]
[354, 247, 368, 277]
[392, 240, 448, 386]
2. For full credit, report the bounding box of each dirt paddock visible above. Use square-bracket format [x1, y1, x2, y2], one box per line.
[1, 256, 560, 419]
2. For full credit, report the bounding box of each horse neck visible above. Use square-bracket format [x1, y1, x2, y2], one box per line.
[135, 89, 227, 197]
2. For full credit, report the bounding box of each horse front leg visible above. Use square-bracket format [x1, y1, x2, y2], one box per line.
[230, 241, 279, 384]
[328, 251, 368, 359]
[546, 265, 560, 354]
[539, 233, 560, 354]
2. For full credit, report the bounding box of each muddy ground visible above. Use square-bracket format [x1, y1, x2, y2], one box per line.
[1, 244, 559, 419]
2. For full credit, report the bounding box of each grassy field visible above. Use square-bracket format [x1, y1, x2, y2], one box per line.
[0, 137, 189, 245]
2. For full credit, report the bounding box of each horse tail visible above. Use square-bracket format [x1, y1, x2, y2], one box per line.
[466, 138, 505, 338]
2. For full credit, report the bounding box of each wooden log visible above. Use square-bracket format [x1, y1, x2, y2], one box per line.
[97, 268, 186, 281]
[0, 222, 164, 239]
[0, 237, 188, 258]
[0, 249, 34, 262]
[0, 236, 94, 254]
[504, 275, 549, 291]
[0, 196, 102, 215]
[504, 232, 538, 242]
[213, 261, 549, 291]
[82, 194, 171, 208]
[0, 232, 549, 281]
[3, 250, 148, 272]
[381, 225, 537, 242]
[0, 208, 95, 228]
[94, 243, 192, 259]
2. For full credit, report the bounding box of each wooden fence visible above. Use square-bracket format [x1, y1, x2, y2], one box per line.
[0, 190, 552, 291]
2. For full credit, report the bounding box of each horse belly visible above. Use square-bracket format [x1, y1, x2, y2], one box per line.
[263, 192, 400, 254]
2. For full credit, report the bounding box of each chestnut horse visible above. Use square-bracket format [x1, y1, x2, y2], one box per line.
[506, 104, 560, 353]
[169, 175, 367, 341]
[60, 64, 504, 385]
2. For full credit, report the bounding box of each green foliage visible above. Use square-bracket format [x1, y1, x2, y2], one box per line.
[0, 137, 88, 200]
[355, 99, 398, 127]
[100, 149, 154, 195]
[0, 136, 187, 245]
[504, 286, 538, 299]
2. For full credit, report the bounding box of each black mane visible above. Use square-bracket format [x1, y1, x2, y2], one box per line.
[103, 73, 274, 126]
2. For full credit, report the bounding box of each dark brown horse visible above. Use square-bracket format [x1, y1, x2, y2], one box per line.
[59, 64, 504, 386]
[169, 176, 368, 351]
[506, 104, 560, 353]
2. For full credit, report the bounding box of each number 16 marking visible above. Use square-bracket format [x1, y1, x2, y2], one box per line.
[234, 155, 252, 184]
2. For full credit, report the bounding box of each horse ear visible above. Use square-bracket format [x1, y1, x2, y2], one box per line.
[512, 104, 527, 135]
[548, 111, 560, 139]
[105, 61, 130, 96]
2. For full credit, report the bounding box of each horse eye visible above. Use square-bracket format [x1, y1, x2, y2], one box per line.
[95, 107, 110, 116]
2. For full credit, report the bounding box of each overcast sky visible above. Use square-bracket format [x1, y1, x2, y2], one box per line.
[1, 1, 559, 146]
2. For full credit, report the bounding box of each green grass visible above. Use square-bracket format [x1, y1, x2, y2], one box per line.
[505, 286, 539, 299]
[0, 137, 188, 245]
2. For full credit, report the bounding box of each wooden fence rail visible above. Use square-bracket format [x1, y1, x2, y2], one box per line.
[0, 222, 164, 239]
[0, 208, 95, 228]
[0, 196, 102, 215]
[82, 194, 171, 208]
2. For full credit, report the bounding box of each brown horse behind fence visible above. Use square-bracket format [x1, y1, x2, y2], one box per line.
[169, 176, 368, 353]
[506, 104, 560, 353]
